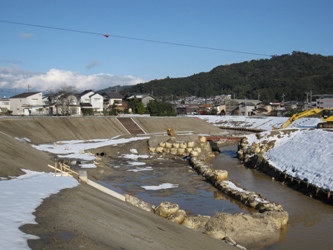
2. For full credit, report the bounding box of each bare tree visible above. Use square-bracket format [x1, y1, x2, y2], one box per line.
[54, 85, 79, 116]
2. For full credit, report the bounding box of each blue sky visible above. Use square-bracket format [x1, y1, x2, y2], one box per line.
[1, 0, 332, 97]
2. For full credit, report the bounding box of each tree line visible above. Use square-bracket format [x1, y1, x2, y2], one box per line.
[120, 51, 333, 102]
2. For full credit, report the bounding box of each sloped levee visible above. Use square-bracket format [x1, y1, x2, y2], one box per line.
[0, 116, 224, 144]
[0, 117, 129, 144]
[0, 116, 224, 177]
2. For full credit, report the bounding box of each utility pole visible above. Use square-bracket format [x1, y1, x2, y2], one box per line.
[310, 90, 312, 105]
[282, 93, 285, 103]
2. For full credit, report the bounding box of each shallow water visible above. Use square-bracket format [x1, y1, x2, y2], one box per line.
[101, 156, 248, 216]
[101, 144, 333, 250]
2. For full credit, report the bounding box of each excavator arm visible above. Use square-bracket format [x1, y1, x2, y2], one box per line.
[281, 108, 323, 129]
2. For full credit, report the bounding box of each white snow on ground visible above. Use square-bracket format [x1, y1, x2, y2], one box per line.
[127, 167, 153, 172]
[80, 163, 97, 169]
[141, 183, 179, 190]
[197, 115, 333, 191]
[32, 137, 149, 160]
[0, 136, 151, 250]
[121, 154, 150, 159]
[197, 115, 322, 130]
[0, 170, 78, 250]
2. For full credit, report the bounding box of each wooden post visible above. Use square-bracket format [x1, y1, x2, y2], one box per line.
[54, 161, 57, 176]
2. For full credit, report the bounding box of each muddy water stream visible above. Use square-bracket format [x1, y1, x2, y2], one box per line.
[214, 145, 333, 250]
[101, 144, 333, 250]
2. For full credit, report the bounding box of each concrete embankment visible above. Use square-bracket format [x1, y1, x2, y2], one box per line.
[0, 116, 224, 144]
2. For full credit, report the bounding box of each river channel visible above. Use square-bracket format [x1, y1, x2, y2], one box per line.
[100, 143, 333, 250]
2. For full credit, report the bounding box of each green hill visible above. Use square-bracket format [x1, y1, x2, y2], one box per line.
[120, 51, 333, 102]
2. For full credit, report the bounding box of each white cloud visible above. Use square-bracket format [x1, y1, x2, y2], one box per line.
[0, 66, 144, 94]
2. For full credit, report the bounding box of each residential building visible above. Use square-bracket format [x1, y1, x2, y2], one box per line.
[79, 90, 103, 114]
[10, 92, 43, 115]
[89, 92, 103, 114]
[239, 101, 260, 116]
[283, 101, 306, 113]
[313, 94, 333, 109]
[0, 97, 10, 114]
[176, 105, 200, 115]
[127, 94, 155, 107]
[79, 90, 95, 104]
[101, 92, 124, 112]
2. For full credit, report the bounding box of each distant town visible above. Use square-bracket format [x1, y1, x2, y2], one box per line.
[1, 89, 333, 117]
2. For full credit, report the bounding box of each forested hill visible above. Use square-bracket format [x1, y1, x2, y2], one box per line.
[119, 51, 333, 102]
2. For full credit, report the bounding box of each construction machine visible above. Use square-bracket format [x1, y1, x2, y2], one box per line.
[281, 108, 333, 129]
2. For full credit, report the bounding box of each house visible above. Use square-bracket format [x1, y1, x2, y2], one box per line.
[89, 92, 103, 114]
[313, 94, 333, 109]
[10, 92, 43, 116]
[127, 94, 155, 107]
[176, 105, 199, 115]
[79, 90, 103, 114]
[0, 97, 10, 115]
[239, 101, 258, 116]
[283, 101, 306, 113]
[225, 100, 240, 114]
[101, 92, 124, 112]
[79, 90, 95, 104]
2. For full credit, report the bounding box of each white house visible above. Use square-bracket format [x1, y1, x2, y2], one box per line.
[90, 92, 103, 114]
[0, 97, 10, 114]
[239, 100, 261, 116]
[79, 90, 104, 114]
[313, 94, 333, 109]
[10, 92, 43, 115]
[79, 90, 95, 104]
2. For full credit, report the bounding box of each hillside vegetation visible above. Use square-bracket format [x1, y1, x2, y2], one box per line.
[120, 51, 333, 102]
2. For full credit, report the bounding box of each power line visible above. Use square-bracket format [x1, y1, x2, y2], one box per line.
[0, 19, 272, 57]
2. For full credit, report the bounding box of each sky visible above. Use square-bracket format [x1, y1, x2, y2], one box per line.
[1, 115, 333, 249]
[1, 0, 333, 98]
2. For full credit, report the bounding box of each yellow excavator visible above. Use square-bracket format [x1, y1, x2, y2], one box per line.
[281, 108, 333, 129]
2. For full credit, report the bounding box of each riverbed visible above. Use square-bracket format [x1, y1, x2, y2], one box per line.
[99, 142, 333, 250]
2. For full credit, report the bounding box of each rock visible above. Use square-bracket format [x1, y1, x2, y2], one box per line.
[168, 209, 187, 224]
[155, 202, 179, 218]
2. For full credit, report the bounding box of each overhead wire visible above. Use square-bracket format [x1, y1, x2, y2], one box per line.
[0, 19, 272, 57]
